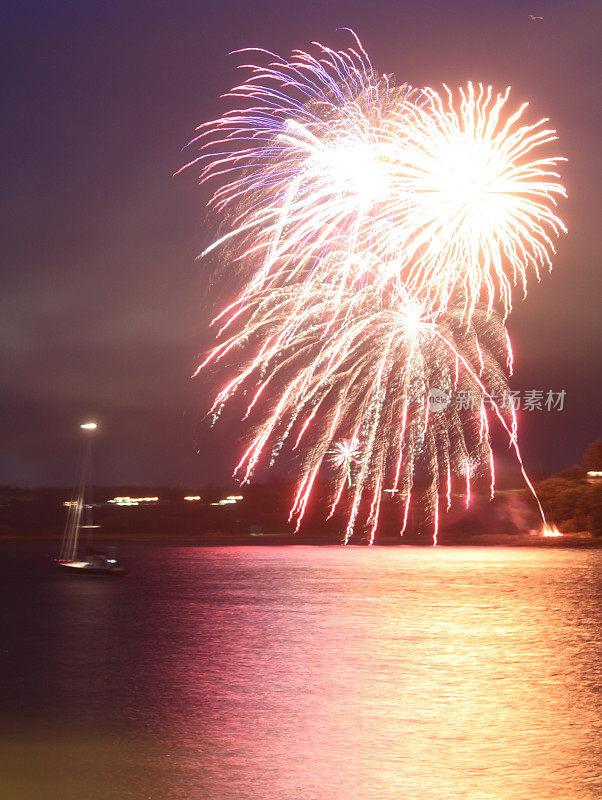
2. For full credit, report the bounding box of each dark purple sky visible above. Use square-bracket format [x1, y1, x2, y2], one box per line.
[1, 0, 600, 486]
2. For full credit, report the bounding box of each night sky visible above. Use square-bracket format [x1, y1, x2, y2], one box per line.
[2, 0, 600, 487]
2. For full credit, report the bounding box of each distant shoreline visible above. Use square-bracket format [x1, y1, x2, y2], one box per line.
[1, 533, 600, 548]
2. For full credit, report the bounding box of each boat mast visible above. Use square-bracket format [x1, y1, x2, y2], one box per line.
[59, 422, 97, 562]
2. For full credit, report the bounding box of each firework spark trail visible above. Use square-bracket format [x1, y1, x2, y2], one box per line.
[184, 32, 566, 543]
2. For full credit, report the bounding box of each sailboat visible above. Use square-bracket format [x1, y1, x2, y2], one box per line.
[55, 422, 126, 575]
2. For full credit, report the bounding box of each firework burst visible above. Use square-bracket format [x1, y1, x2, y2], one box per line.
[181, 34, 566, 321]
[383, 82, 567, 319]
[328, 439, 361, 487]
[183, 32, 566, 543]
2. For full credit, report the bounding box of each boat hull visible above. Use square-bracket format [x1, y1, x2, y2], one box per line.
[58, 561, 126, 576]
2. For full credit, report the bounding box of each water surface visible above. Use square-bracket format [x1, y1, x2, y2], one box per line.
[1, 545, 601, 799]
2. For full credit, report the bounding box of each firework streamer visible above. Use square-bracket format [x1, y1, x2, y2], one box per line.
[196, 278, 519, 541]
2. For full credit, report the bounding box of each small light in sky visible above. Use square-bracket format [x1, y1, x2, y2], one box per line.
[80, 422, 98, 430]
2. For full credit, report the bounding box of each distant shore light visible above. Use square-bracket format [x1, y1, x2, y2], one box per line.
[107, 495, 158, 506]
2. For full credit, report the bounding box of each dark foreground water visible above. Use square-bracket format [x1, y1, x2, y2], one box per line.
[1, 544, 601, 800]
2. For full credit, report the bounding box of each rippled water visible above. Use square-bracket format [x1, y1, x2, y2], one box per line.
[1, 544, 601, 799]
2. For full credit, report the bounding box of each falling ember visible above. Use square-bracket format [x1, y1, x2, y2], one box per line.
[183, 31, 566, 544]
